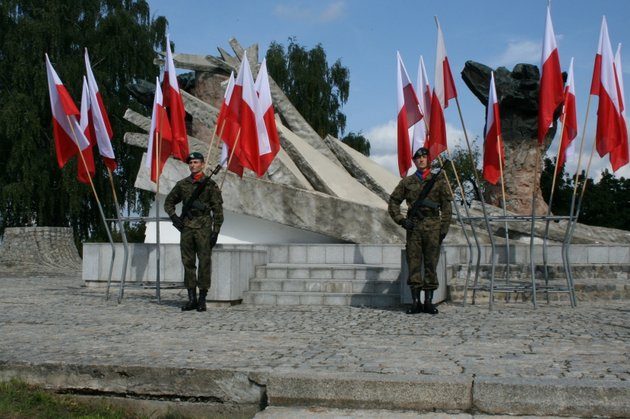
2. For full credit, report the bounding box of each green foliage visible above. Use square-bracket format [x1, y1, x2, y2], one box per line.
[0, 379, 141, 418]
[341, 131, 370, 156]
[266, 38, 350, 138]
[443, 144, 483, 206]
[0, 0, 167, 245]
[540, 157, 630, 230]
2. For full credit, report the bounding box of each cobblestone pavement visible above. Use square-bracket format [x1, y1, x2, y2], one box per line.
[1, 275, 628, 385]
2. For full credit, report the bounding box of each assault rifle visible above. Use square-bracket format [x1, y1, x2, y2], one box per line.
[180, 164, 222, 221]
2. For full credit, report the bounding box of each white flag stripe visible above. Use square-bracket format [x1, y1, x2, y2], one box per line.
[254, 59, 272, 155]
[84, 49, 115, 159]
[45, 54, 90, 151]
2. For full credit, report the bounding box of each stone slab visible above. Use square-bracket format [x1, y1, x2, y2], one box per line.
[474, 376, 630, 418]
[266, 371, 472, 411]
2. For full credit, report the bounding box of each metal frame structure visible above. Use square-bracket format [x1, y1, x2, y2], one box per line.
[460, 213, 576, 310]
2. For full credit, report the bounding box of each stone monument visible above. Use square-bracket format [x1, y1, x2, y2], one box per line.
[462, 61, 564, 215]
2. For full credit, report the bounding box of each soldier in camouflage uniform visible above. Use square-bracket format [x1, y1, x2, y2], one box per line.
[388, 147, 452, 315]
[165, 152, 223, 312]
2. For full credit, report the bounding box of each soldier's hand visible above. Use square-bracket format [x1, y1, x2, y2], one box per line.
[209, 232, 219, 248]
[170, 214, 184, 231]
[400, 219, 415, 231]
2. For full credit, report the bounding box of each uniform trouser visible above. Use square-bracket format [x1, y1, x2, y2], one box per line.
[180, 227, 213, 290]
[405, 217, 441, 291]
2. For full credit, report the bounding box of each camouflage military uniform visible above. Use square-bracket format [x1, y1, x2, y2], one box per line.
[388, 171, 452, 291]
[164, 175, 223, 291]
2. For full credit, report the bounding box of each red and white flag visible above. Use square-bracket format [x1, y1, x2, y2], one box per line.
[216, 72, 244, 176]
[254, 58, 281, 176]
[537, 5, 564, 144]
[590, 17, 624, 160]
[428, 18, 456, 162]
[556, 58, 578, 170]
[84, 49, 116, 171]
[146, 77, 173, 183]
[162, 34, 189, 161]
[222, 52, 261, 175]
[483, 72, 504, 185]
[45, 54, 91, 169]
[412, 55, 431, 154]
[396, 51, 423, 177]
[610, 43, 629, 171]
[78, 77, 96, 184]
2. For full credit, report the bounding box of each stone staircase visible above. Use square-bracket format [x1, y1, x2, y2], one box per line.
[242, 244, 404, 307]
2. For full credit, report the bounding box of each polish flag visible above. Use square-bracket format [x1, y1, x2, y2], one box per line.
[254, 58, 281, 176]
[590, 17, 624, 159]
[412, 55, 432, 154]
[396, 51, 423, 177]
[222, 52, 261, 174]
[84, 49, 116, 171]
[537, 5, 564, 144]
[610, 44, 629, 171]
[483, 72, 504, 185]
[429, 18, 456, 162]
[216, 72, 244, 176]
[556, 58, 578, 170]
[78, 77, 96, 184]
[45, 54, 91, 169]
[162, 34, 189, 161]
[146, 77, 173, 183]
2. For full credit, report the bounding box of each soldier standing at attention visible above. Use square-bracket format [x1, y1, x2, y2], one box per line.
[388, 147, 452, 315]
[165, 152, 223, 312]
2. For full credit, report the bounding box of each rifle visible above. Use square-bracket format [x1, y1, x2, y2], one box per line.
[180, 164, 222, 220]
[406, 160, 447, 221]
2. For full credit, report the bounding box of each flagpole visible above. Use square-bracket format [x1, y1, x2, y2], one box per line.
[438, 151, 477, 305]
[220, 128, 242, 190]
[496, 133, 510, 284]
[541, 108, 569, 300]
[106, 168, 130, 304]
[527, 141, 543, 307]
[65, 116, 116, 298]
[453, 95, 498, 310]
[204, 119, 226, 175]
[154, 125, 162, 304]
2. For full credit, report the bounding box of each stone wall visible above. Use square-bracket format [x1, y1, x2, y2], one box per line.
[0, 227, 81, 276]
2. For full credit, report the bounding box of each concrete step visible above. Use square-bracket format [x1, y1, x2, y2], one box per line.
[249, 278, 400, 294]
[254, 263, 401, 281]
[452, 263, 630, 281]
[242, 291, 400, 307]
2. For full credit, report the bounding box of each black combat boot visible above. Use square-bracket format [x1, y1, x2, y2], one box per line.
[196, 289, 207, 312]
[423, 290, 438, 315]
[406, 288, 423, 314]
[181, 288, 197, 311]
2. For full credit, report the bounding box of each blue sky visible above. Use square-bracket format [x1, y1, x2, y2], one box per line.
[147, 0, 630, 179]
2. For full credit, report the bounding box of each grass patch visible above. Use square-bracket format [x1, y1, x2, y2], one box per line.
[0, 379, 143, 418]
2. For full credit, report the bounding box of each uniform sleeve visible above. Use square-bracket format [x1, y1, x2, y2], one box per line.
[209, 181, 224, 233]
[164, 183, 182, 217]
[388, 181, 406, 225]
[438, 174, 452, 236]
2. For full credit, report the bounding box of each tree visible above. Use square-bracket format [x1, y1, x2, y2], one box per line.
[443, 144, 483, 206]
[266, 38, 350, 139]
[540, 158, 630, 231]
[341, 131, 370, 156]
[0, 0, 167, 245]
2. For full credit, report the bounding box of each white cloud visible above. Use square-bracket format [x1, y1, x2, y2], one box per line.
[364, 119, 478, 176]
[273, 1, 345, 23]
[492, 39, 540, 68]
